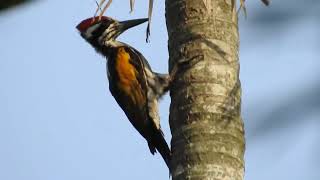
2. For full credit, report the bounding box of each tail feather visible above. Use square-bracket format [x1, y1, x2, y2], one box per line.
[148, 141, 157, 155]
[149, 130, 172, 172]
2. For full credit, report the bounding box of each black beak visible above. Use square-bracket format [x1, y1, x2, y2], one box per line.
[119, 18, 148, 33]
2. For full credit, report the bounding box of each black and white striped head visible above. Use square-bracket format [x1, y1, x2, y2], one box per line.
[76, 16, 148, 48]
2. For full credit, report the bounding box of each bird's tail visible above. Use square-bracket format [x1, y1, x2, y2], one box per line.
[148, 129, 172, 173]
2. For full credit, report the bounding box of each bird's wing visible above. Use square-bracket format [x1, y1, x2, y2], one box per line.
[124, 46, 163, 130]
[108, 46, 151, 138]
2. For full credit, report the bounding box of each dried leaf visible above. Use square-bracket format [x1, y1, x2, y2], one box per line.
[99, 0, 113, 20]
[94, 0, 105, 18]
[146, 0, 153, 42]
[130, 0, 135, 13]
[93, 0, 113, 21]
[93, 0, 154, 42]
[237, 0, 247, 18]
[261, 0, 270, 6]
[95, 1, 102, 13]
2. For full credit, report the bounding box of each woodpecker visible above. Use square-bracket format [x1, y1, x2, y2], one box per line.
[76, 16, 172, 170]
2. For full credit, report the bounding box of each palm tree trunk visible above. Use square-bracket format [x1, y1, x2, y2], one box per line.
[166, 0, 245, 179]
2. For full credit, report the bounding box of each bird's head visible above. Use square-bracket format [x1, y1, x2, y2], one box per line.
[76, 16, 148, 47]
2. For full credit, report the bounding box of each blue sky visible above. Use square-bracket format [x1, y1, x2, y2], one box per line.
[0, 1, 319, 180]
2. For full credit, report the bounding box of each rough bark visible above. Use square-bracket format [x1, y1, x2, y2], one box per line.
[166, 0, 245, 179]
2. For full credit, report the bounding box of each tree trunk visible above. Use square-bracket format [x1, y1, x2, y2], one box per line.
[166, 0, 245, 179]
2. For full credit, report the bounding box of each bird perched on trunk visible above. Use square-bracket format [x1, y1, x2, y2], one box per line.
[76, 16, 172, 170]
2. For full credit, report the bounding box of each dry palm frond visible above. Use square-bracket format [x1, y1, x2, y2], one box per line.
[237, 0, 247, 18]
[261, 0, 270, 6]
[94, 0, 113, 20]
[236, 0, 270, 18]
[94, 0, 154, 42]
[130, 0, 135, 13]
[146, 0, 153, 42]
[127, 0, 153, 42]
[95, 1, 103, 12]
